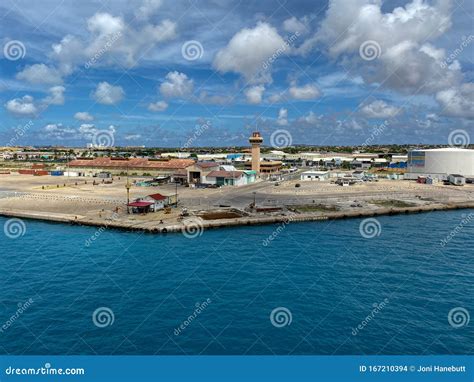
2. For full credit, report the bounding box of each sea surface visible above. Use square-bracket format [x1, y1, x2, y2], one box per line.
[0, 210, 472, 355]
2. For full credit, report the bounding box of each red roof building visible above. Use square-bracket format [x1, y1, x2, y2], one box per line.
[68, 157, 195, 171]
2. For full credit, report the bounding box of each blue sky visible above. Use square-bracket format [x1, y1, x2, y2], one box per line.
[0, 0, 473, 147]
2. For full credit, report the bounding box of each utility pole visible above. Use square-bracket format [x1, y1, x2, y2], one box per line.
[175, 181, 178, 207]
[125, 165, 131, 214]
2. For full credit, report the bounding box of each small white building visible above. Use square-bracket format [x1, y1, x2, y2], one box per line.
[448, 174, 466, 186]
[300, 170, 329, 181]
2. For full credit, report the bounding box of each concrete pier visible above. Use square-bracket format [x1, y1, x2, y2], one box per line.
[1, 201, 473, 234]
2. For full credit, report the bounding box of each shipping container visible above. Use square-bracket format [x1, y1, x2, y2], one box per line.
[18, 169, 36, 175]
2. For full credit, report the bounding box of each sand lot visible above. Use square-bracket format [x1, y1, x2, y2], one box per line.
[0, 173, 473, 230]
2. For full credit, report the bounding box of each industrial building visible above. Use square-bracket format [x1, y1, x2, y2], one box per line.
[67, 157, 195, 176]
[300, 171, 329, 181]
[405, 148, 474, 180]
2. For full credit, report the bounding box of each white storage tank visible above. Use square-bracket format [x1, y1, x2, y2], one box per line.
[406, 148, 474, 180]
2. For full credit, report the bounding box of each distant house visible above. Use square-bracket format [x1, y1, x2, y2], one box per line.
[300, 170, 329, 181]
[205, 170, 246, 186]
[140, 193, 177, 210]
[351, 159, 372, 169]
[186, 161, 221, 184]
[127, 201, 153, 213]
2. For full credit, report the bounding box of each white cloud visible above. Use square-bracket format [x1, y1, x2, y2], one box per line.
[276, 108, 288, 126]
[43, 86, 65, 105]
[92, 82, 125, 105]
[213, 22, 286, 83]
[361, 100, 400, 118]
[125, 134, 142, 140]
[283, 16, 309, 35]
[289, 81, 321, 100]
[5, 86, 65, 117]
[5, 95, 38, 116]
[304, 0, 461, 94]
[298, 111, 319, 124]
[436, 84, 474, 119]
[77, 123, 116, 140]
[16, 64, 63, 85]
[148, 100, 168, 112]
[74, 112, 94, 121]
[245, 85, 265, 104]
[43, 123, 76, 139]
[87, 12, 125, 36]
[159, 71, 194, 98]
[50, 11, 176, 70]
[197, 91, 232, 105]
[135, 0, 162, 20]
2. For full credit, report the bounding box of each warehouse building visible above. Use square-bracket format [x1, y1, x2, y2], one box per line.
[67, 157, 195, 176]
[405, 148, 474, 180]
